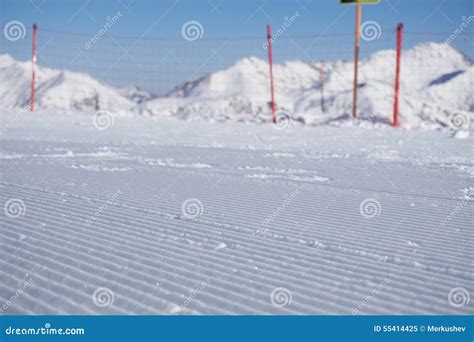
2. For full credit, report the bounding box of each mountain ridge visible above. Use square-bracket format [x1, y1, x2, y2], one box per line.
[1, 42, 472, 129]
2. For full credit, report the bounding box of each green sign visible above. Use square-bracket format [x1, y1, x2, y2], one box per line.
[340, 0, 380, 4]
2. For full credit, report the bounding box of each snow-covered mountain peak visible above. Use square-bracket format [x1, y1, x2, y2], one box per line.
[233, 56, 267, 68]
[1, 42, 472, 129]
[0, 53, 17, 67]
[142, 42, 473, 128]
[407, 42, 471, 63]
[0, 53, 134, 111]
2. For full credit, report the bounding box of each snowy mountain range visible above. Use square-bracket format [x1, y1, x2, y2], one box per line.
[0, 54, 134, 112]
[119, 85, 156, 104]
[1, 42, 472, 128]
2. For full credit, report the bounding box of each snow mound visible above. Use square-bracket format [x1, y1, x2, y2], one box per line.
[0, 54, 134, 112]
[140, 42, 473, 128]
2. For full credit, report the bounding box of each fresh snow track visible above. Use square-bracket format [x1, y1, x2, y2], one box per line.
[0, 110, 472, 315]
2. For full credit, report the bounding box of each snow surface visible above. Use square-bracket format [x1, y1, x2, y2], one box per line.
[1, 42, 473, 129]
[0, 109, 472, 314]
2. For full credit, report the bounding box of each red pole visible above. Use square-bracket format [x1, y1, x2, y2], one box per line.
[30, 23, 37, 112]
[266, 24, 276, 124]
[393, 23, 403, 127]
[320, 68, 325, 113]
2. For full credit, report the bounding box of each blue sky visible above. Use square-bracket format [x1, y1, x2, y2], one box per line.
[1, 0, 472, 37]
[1, 0, 472, 93]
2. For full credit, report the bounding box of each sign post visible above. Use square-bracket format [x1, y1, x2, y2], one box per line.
[340, 0, 379, 118]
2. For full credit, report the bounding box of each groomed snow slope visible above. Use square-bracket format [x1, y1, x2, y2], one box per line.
[0, 110, 472, 314]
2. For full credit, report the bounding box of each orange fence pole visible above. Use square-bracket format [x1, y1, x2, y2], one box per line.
[352, 3, 361, 118]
